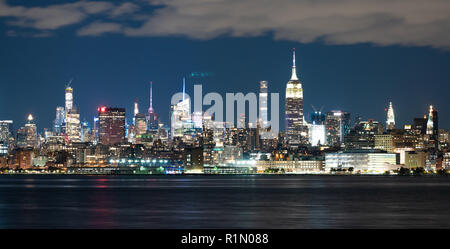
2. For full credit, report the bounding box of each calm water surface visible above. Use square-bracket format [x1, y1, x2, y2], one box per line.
[0, 175, 448, 228]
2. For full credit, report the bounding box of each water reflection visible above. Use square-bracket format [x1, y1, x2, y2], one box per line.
[0, 175, 448, 228]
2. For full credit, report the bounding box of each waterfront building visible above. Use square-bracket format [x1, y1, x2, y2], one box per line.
[183, 147, 204, 173]
[98, 107, 126, 145]
[13, 148, 35, 169]
[203, 160, 258, 174]
[285, 49, 308, 146]
[443, 152, 450, 170]
[255, 160, 324, 174]
[325, 150, 399, 173]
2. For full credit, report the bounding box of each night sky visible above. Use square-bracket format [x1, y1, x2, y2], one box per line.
[1, 0, 450, 132]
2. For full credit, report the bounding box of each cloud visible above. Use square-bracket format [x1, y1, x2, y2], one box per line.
[110, 2, 140, 17]
[0, 0, 135, 30]
[123, 0, 450, 49]
[77, 21, 122, 36]
[1, 0, 450, 49]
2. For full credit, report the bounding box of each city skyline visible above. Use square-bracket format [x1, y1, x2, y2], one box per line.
[1, 46, 448, 133]
[2, 0, 450, 233]
[1, 1, 450, 131]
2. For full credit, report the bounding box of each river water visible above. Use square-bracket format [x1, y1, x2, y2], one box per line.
[0, 175, 448, 228]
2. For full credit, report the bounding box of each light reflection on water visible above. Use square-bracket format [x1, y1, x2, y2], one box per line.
[0, 175, 449, 228]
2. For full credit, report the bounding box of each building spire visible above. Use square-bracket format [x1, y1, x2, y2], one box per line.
[134, 97, 139, 116]
[291, 48, 298, 81]
[148, 81, 154, 114]
[182, 77, 186, 101]
[427, 105, 434, 135]
[386, 101, 395, 130]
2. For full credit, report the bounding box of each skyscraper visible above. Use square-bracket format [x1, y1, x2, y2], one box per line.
[130, 97, 147, 144]
[65, 83, 73, 112]
[0, 120, 13, 155]
[65, 84, 81, 143]
[326, 111, 350, 146]
[98, 107, 126, 145]
[18, 114, 38, 148]
[427, 105, 436, 135]
[147, 81, 160, 132]
[133, 97, 139, 122]
[259, 80, 268, 130]
[54, 106, 65, 134]
[386, 101, 395, 131]
[66, 108, 81, 143]
[310, 111, 326, 146]
[413, 116, 427, 135]
[285, 48, 307, 146]
[171, 78, 191, 139]
[426, 105, 439, 149]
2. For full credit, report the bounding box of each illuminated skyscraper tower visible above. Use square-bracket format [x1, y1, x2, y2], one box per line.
[425, 105, 439, 150]
[386, 101, 395, 131]
[65, 81, 73, 112]
[147, 81, 160, 131]
[65, 81, 81, 143]
[285, 48, 307, 146]
[427, 105, 434, 135]
[259, 80, 268, 130]
[98, 107, 126, 145]
[25, 114, 38, 148]
[171, 78, 191, 138]
[54, 106, 65, 134]
[134, 98, 139, 118]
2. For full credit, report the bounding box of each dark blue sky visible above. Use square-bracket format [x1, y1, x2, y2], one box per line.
[1, 0, 450, 132]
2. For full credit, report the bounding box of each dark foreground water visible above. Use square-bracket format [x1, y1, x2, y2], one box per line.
[0, 175, 449, 228]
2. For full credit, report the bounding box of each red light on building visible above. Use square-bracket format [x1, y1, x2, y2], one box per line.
[98, 107, 106, 112]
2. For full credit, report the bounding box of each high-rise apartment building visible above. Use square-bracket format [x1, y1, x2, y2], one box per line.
[98, 107, 126, 145]
[325, 111, 350, 146]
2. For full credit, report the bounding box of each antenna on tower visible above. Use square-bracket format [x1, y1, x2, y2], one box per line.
[66, 78, 73, 88]
[150, 81, 153, 109]
[149, 81, 154, 114]
[293, 48, 296, 67]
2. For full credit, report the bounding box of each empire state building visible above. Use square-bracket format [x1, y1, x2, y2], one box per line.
[285, 49, 307, 146]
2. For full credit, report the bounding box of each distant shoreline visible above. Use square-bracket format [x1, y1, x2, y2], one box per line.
[0, 173, 448, 177]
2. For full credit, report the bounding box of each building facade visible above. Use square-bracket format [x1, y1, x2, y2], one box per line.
[285, 49, 308, 146]
[98, 107, 126, 145]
